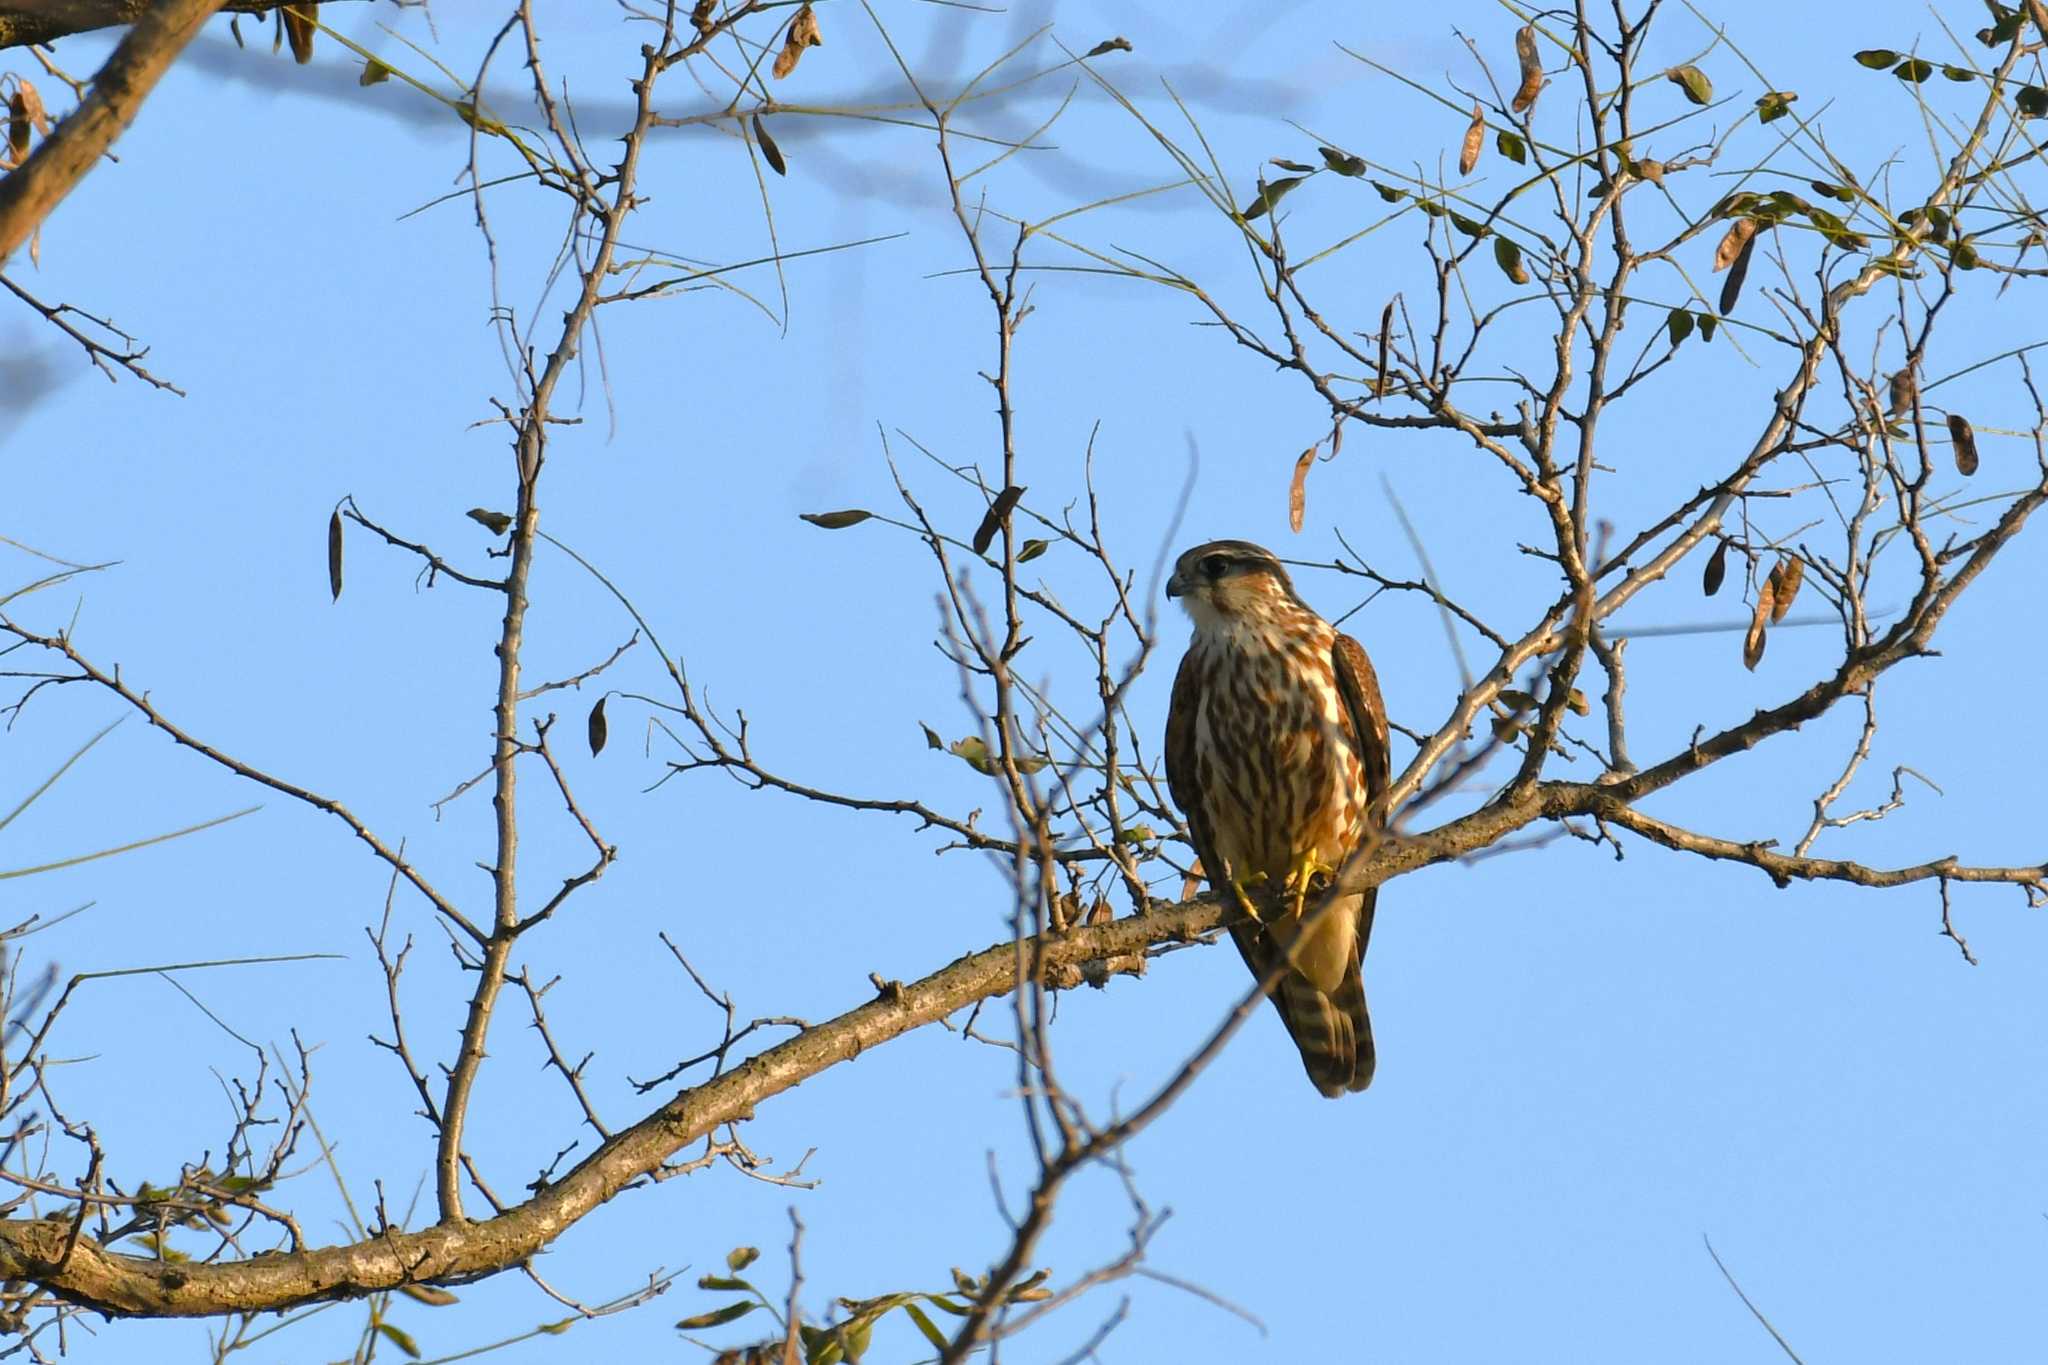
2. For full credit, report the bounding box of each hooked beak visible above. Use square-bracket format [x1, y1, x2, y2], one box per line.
[1165, 570, 1187, 599]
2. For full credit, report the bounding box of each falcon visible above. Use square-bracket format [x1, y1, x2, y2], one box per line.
[1164, 540, 1390, 1096]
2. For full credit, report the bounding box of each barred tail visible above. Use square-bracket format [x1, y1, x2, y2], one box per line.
[1231, 891, 1376, 1097]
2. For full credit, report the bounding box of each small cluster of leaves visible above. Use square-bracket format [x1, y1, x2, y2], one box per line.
[1851, 47, 1980, 86]
[682, 1248, 1053, 1364]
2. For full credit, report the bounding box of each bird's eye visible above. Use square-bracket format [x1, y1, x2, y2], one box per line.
[1201, 554, 1230, 579]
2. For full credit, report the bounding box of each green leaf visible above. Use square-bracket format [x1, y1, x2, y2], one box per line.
[1317, 146, 1366, 176]
[1698, 313, 1719, 342]
[1017, 537, 1049, 563]
[1853, 49, 1900, 69]
[842, 1318, 874, 1361]
[903, 1302, 950, 1349]
[377, 1324, 422, 1359]
[1666, 309, 1694, 347]
[1667, 64, 1713, 105]
[1942, 64, 1976, 82]
[1951, 237, 1980, 270]
[1492, 235, 1528, 284]
[2018, 85, 2048, 117]
[1755, 90, 1797, 122]
[1808, 181, 1855, 203]
[1369, 179, 1406, 203]
[800, 509, 872, 529]
[466, 507, 513, 535]
[1240, 175, 1305, 220]
[945, 736, 1048, 776]
[1271, 158, 1316, 173]
[920, 722, 943, 750]
[1116, 823, 1156, 844]
[1495, 129, 1526, 163]
[1893, 58, 1934, 83]
[1449, 211, 1489, 239]
[676, 1300, 758, 1332]
[925, 1294, 972, 1316]
[727, 1246, 761, 1273]
[697, 1276, 755, 1292]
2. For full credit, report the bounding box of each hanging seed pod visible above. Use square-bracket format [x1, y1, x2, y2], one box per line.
[1511, 25, 1543, 114]
[1714, 216, 1758, 271]
[587, 695, 609, 757]
[1719, 232, 1755, 314]
[1702, 537, 1728, 596]
[1289, 447, 1315, 533]
[1743, 577, 1776, 670]
[1947, 413, 1980, 475]
[1767, 554, 1803, 622]
[326, 509, 344, 601]
[752, 113, 786, 176]
[1459, 102, 1485, 175]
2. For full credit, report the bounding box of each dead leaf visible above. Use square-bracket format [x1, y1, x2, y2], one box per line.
[1767, 554, 1803, 622]
[772, 4, 822, 81]
[1713, 217, 1758, 271]
[5, 91, 26, 165]
[1084, 36, 1132, 58]
[1743, 576, 1775, 670]
[972, 485, 1026, 555]
[282, 4, 316, 64]
[1459, 102, 1485, 175]
[1289, 447, 1315, 533]
[690, 0, 716, 34]
[587, 695, 608, 756]
[1511, 25, 1543, 114]
[359, 57, 392, 86]
[1948, 413, 1980, 475]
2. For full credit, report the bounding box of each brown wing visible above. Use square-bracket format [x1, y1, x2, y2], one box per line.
[1164, 647, 1219, 890]
[1332, 632, 1391, 813]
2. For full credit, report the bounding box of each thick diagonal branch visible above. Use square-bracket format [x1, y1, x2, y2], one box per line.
[0, 0, 226, 262]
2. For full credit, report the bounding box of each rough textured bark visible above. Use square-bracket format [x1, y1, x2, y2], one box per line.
[0, 0, 226, 263]
[0, 1, 314, 49]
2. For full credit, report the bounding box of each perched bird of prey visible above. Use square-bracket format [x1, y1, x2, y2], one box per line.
[1164, 540, 1390, 1096]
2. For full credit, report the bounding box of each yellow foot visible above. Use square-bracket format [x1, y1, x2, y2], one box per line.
[1287, 853, 1339, 925]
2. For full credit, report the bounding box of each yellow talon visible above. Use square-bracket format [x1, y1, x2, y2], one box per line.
[1228, 876, 1264, 923]
[1287, 852, 1338, 925]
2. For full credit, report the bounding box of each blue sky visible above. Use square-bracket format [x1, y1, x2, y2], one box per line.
[5, 0, 2046, 1360]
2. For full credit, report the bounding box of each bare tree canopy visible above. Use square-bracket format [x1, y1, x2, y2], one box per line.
[1, 0, 2045, 1360]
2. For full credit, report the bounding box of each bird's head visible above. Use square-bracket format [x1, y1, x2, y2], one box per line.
[1166, 540, 1302, 630]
